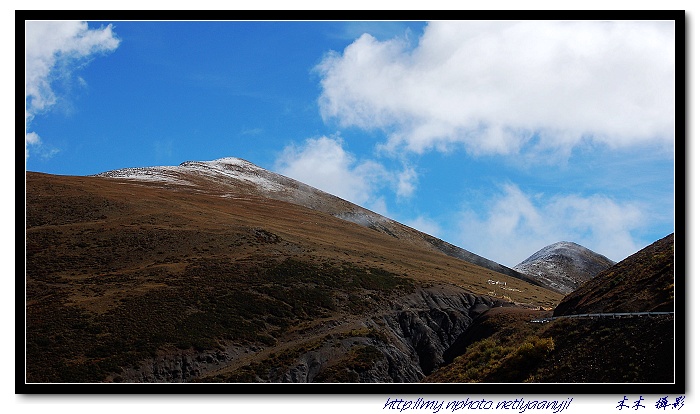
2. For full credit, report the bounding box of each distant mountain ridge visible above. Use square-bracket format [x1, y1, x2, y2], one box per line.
[514, 241, 615, 294]
[95, 157, 531, 284]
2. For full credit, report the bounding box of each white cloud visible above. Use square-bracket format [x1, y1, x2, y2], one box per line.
[317, 21, 674, 159]
[275, 136, 388, 207]
[25, 20, 120, 121]
[25, 20, 120, 157]
[275, 136, 419, 212]
[454, 183, 646, 267]
[26, 132, 41, 146]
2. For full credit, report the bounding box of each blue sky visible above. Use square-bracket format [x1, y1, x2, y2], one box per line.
[24, 20, 676, 267]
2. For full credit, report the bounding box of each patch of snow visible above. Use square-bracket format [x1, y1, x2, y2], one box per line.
[179, 159, 285, 193]
[209, 157, 252, 166]
[93, 166, 191, 186]
[96, 157, 289, 194]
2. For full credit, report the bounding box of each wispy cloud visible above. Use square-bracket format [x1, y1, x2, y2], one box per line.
[404, 215, 443, 239]
[25, 131, 41, 159]
[396, 166, 418, 198]
[25, 131, 41, 146]
[25, 21, 120, 157]
[240, 127, 264, 136]
[330, 21, 423, 44]
[316, 21, 674, 159]
[453, 183, 648, 267]
[25, 131, 59, 160]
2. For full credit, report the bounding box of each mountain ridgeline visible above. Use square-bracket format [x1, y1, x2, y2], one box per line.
[24, 157, 675, 384]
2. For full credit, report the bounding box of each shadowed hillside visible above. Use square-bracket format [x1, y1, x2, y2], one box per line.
[554, 234, 674, 316]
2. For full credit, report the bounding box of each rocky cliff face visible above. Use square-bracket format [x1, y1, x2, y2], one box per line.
[112, 285, 511, 383]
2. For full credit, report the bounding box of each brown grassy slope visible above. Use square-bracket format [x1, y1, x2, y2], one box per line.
[425, 309, 673, 383]
[532, 316, 674, 383]
[424, 307, 552, 383]
[96, 158, 532, 283]
[26, 172, 559, 301]
[554, 234, 674, 316]
[25, 172, 561, 382]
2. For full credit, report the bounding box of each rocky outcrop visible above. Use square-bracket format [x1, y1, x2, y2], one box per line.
[109, 343, 254, 383]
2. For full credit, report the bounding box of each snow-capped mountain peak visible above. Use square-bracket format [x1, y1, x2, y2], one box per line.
[514, 241, 615, 294]
[94, 157, 284, 192]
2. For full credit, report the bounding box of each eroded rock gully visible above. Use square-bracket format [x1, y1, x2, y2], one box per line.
[113, 285, 512, 383]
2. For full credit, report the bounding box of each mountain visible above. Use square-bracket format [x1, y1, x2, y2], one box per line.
[513, 241, 615, 294]
[425, 234, 676, 383]
[95, 158, 532, 284]
[25, 159, 562, 383]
